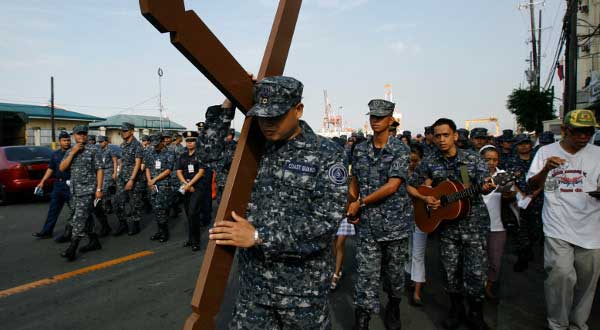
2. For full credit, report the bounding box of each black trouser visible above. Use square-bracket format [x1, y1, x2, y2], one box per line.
[183, 187, 212, 243]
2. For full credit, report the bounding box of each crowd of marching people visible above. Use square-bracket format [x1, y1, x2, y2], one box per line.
[32, 99, 237, 261]
[31, 74, 600, 330]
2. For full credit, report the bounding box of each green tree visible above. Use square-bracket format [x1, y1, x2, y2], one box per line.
[506, 87, 556, 133]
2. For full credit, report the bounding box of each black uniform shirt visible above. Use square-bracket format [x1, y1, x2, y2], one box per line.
[175, 150, 211, 190]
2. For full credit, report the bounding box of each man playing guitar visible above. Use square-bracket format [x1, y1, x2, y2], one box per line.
[409, 118, 494, 330]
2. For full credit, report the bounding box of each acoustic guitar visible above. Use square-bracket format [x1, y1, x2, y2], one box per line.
[413, 172, 519, 233]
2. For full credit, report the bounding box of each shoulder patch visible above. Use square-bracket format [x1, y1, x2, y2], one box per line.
[328, 163, 348, 185]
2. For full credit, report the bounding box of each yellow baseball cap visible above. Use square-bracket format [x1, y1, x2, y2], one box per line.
[563, 109, 600, 128]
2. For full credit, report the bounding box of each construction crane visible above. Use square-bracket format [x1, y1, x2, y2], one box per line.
[319, 89, 349, 137]
[384, 84, 402, 129]
[465, 117, 501, 136]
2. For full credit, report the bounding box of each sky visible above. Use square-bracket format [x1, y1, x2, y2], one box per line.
[0, 0, 566, 135]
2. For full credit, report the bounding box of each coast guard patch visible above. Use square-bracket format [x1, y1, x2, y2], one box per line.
[328, 163, 348, 185]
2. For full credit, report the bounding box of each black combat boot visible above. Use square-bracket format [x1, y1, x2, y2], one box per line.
[61, 237, 81, 261]
[79, 233, 102, 253]
[465, 297, 490, 330]
[127, 221, 140, 236]
[150, 224, 163, 241]
[353, 307, 370, 330]
[55, 224, 72, 243]
[97, 217, 112, 237]
[384, 297, 402, 330]
[113, 220, 128, 236]
[158, 223, 169, 243]
[442, 293, 466, 330]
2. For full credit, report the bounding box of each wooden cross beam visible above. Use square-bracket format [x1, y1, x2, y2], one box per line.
[138, 1, 302, 329]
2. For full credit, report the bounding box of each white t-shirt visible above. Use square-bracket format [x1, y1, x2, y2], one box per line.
[483, 169, 506, 232]
[527, 142, 600, 249]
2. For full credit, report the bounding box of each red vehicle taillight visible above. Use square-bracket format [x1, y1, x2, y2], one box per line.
[6, 164, 29, 179]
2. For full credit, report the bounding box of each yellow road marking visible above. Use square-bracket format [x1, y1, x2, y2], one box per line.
[0, 250, 154, 298]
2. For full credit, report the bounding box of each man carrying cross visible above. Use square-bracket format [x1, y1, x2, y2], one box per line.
[208, 76, 348, 329]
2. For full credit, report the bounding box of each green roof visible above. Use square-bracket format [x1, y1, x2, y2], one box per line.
[0, 102, 104, 121]
[88, 114, 186, 130]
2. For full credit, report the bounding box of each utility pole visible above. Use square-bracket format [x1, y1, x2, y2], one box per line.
[538, 9, 542, 88]
[564, 0, 578, 112]
[158, 67, 164, 132]
[50, 76, 56, 149]
[529, 0, 539, 89]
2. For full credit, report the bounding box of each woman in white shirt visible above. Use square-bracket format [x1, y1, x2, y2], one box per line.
[480, 145, 520, 300]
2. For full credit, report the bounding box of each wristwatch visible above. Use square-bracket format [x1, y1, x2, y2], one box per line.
[253, 229, 263, 246]
[358, 197, 366, 208]
[96, 188, 101, 192]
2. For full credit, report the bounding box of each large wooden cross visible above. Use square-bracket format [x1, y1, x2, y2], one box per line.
[138, 1, 302, 329]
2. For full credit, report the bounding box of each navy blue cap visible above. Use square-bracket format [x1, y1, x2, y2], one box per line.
[58, 131, 70, 139]
[72, 125, 88, 134]
[539, 131, 555, 145]
[121, 122, 135, 131]
[514, 134, 532, 145]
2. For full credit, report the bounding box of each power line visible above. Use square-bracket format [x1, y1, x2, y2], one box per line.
[542, 0, 564, 57]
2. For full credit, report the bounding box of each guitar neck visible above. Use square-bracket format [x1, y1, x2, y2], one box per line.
[444, 184, 480, 204]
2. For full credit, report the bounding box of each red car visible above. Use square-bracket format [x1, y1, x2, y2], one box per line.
[0, 146, 55, 204]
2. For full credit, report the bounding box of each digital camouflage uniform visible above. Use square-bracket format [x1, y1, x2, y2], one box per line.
[115, 136, 144, 225]
[144, 145, 176, 225]
[351, 132, 412, 314]
[230, 77, 348, 330]
[167, 141, 185, 215]
[420, 140, 437, 158]
[507, 153, 543, 255]
[196, 105, 236, 203]
[98, 144, 117, 205]
[65, 144, 103, 238]
[215, 139, 237, 202]
[410, 148, 491, 300]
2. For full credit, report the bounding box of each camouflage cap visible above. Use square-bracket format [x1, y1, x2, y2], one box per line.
[87, 134, 96, 141]
[402, 130, 412, 137]
[97, 135, 107, 143]
[121, 122, 135, 131]
[563, 109, 600, 128]
[141, 134, 150, 142]
[366, 99, 395, 116]
[470, 127, 488, 139]
[161, 131, 172, 139]
[424, 126, 433, 134]
[72, 125, 88, 134]
[501, 129, 514, 141]
[514, 133, 532, 145]
[58, 131, 70, 139]
[539, 131, 555, 144]
[149, 134, 162, 146]
[457, 128, 469, 139]
[246, 76, 303, 118]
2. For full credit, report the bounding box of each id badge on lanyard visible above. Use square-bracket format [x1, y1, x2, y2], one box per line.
[187, 164, 195, 174]
[155, 160, 161, 170]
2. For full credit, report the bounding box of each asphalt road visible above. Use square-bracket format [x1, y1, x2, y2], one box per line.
[0, 200, 598, 330]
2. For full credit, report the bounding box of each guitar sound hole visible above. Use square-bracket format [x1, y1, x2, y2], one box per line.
[440, 196, 448, 206]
